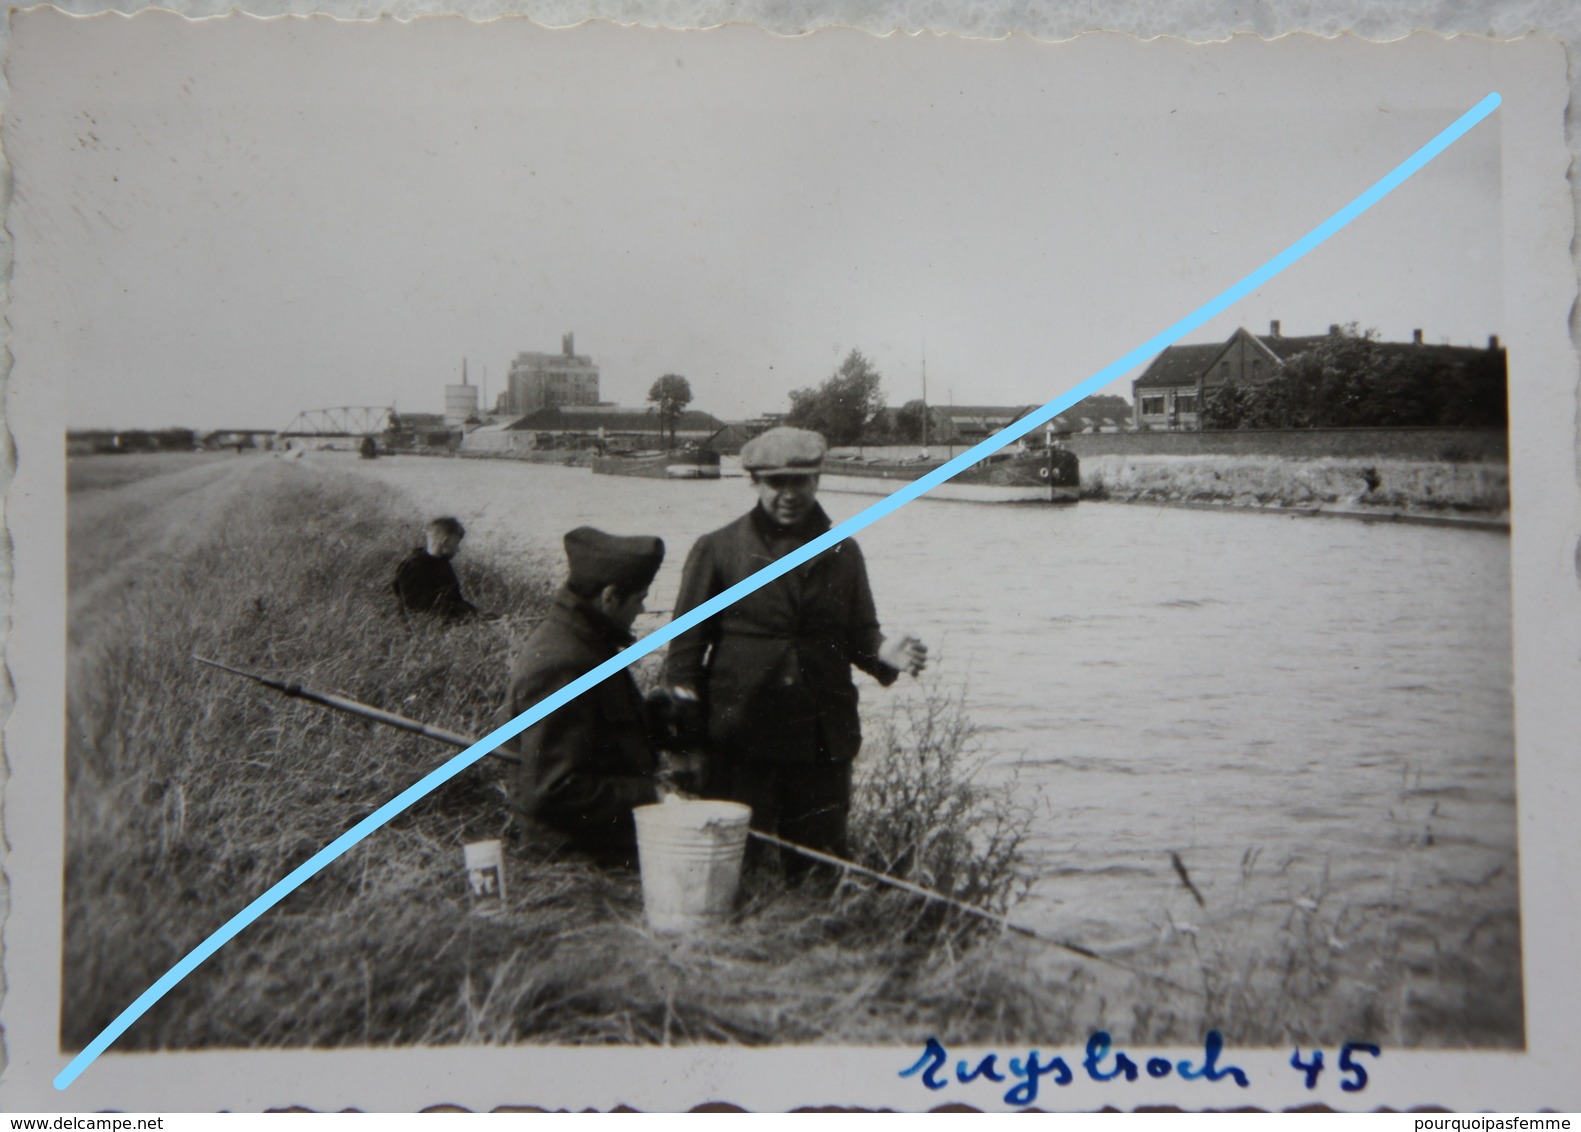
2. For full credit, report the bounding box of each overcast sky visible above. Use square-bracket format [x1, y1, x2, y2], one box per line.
[6, 16, 1504, 431]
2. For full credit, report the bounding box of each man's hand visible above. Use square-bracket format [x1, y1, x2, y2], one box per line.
[647, 686, 705, 747]
[651, 686, 708, 746]
[878, 634, 928, 678]
[656, 747, 709, 798]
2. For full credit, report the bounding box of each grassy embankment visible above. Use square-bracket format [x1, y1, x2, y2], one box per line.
[67, 449, 240, 494]
[1078, 454, 1508, 514]
[64, 455, 1065, 1050]
[65, 453, 1519, 1053]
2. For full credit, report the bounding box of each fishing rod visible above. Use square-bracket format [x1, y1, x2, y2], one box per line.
[195, 654, 1203, 997]
[195, 655, 482, 752]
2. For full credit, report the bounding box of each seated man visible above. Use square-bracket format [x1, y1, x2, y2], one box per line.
[393, 516, 481, 618]
[507, 526, 668, 862]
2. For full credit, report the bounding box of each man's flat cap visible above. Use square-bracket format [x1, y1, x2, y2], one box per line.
[740, 426, 827, 475]
[564, 527, 665, 594]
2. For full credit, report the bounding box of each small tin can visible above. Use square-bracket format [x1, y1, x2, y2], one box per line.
[462, 839, 506, 915]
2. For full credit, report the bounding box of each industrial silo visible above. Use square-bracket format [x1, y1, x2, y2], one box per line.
[445, 383, 479, 425]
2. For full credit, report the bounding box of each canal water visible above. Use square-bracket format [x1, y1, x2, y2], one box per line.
[339, 453, 1518, 1018]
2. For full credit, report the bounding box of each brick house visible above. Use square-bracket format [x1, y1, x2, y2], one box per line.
[1133, 321, 1339, 430]
[1132, 321, 1502, 430]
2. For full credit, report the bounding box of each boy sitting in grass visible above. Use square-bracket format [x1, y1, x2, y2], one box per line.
[393, 516, 486, 619]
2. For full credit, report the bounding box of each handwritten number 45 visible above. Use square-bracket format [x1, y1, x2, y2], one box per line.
[1290, 1043, 1381, 1092]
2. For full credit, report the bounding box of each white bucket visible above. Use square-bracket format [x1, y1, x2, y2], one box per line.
[633, 799, 752, 933]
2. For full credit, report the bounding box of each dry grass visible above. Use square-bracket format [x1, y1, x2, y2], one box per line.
[1107, 842, 1522, 1050]
[64, 461, 1068, 1051]
[67, 450, 240, 495]
[64, 457, 1518, 1054]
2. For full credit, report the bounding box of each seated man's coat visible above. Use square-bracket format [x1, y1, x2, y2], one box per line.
[508, 588, 658, 856]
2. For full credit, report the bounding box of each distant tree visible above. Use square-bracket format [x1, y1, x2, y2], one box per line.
[1204, 324, 1394, 429]
[892, 399, 930, 444]
[863, 406, 897, 444]
[1271, 325, 1384, 428]
[1374, 346, 1506, 429]
[1200, 381, 1258, 430]
[152, 428, 197, 451]
[786, 349, 886, 446]
[647, 374, 694, 447]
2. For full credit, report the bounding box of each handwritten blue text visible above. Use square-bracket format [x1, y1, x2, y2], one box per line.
[900, 1032, 1250, 1106]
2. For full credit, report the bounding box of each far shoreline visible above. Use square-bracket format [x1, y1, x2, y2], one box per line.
[68, 445, 1514, 533]
[1086, 494, 1509, 533]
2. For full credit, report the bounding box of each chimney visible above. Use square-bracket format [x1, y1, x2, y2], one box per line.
[562, 332, 575, 357]
[1328, 324, 1341, 336]
[1269, 319, 1281, 337]
[1488, 334, 1501, 351]
[1412, 329, 1423, 345]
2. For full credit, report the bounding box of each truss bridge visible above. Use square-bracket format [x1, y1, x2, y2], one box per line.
[279, 406, 396, 437]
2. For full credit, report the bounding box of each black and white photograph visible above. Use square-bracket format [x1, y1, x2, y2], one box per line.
[1, 11, 1577, 1114]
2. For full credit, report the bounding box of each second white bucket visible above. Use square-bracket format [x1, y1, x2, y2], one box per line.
[633, 799, 752, 933]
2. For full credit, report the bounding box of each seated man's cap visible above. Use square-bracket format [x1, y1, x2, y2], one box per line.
[740, 426, 827, 475]
[564, 527, 665, 593]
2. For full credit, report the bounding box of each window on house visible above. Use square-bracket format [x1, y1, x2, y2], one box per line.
[1177, 394, 1198, 413]
[1141, 396, 1165, 415]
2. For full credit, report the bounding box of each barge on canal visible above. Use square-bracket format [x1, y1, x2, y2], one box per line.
[819, 445, 1080, 504]
[591, 446, 723, 480]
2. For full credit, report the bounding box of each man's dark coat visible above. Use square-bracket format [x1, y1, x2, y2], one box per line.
[508, 589, 658, 854]
[392, 548, 477, 618]
[665, 504, 897, 767]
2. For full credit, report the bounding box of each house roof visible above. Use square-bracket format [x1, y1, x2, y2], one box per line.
[511, 405, 725, 433]
[469, 417, 530, 434]
[1254, 334, 1333, 361]
[1132, 343, 1225, 391]
[934, 404, 1036, 417]
[1373, 340, 1502, 366]
[932, 405, 1040, 427]
[1135, 328, 1502, 392]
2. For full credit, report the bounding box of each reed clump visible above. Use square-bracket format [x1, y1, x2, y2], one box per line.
[843, 685, 1036, 950]
[64, 458, 1064, 1051]
[1110, 845, 1523, 1050]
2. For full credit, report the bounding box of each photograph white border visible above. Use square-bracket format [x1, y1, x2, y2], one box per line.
[2, 14, 1577, 1114]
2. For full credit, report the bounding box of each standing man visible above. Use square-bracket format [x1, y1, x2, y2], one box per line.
[508, 527, 667, 862]
[392, 516, 481, 619]
[664, 427, 927, 875]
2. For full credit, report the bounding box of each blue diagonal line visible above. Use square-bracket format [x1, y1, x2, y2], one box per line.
[54, 90, 1500, 1090]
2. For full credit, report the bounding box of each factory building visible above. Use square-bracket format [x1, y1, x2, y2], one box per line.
[496, 333, 601, 416]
